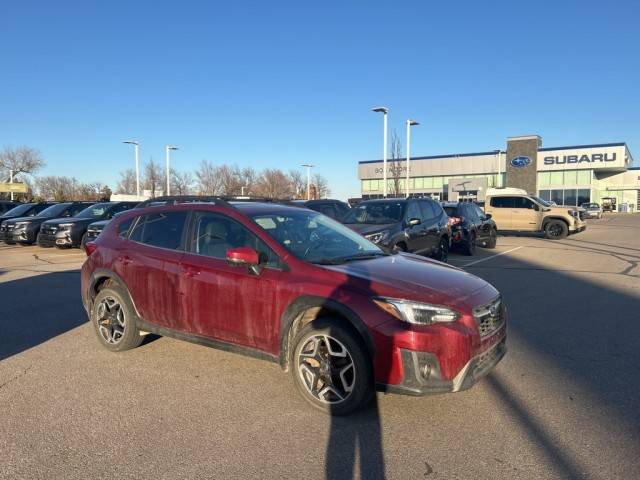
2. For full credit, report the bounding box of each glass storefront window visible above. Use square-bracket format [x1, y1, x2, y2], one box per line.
[550, 190, 564, 205]
[362, 180, 371, 191]
[564, 189, 578, 206]
[550, 171, 564, 185]
[539, 190, 551, 201]
[414, 177, 424, 188]
[538, 172, 551, 186]
[564, 170, 577, 186]
[432, 177, 443, 188]
[577, 189, 590, 205]
[423, 177, 434, 188]
[577, 170, 591, 185]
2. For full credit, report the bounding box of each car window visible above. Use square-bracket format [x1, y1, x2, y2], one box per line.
[117, 218, 133, 239]
[442, 205, 459, 217]
[129, 211, 187, 250]
[37, 203, 70, 217]
[405, 201, 422, 221]
[2, 203, 35, 217]
[419, 200, 440, 220]
[312, 204, 337, 219]
[473, 204, 485, 219]
[108, 203, 135, 218]
[342, 202, 405, 225]
[68, 203, 90, 216]
[187, 212, 281, 268]
[514, 197, 536, 209]
[76, 203, 110, 219]
[490, 196, 516, 208]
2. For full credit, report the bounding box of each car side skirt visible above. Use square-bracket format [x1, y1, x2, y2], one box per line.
[135, 318, 279, 364]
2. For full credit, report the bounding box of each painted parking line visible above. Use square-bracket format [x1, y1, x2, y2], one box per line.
[462, 246, 524, 267]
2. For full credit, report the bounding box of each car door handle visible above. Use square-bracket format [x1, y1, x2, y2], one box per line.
[182, 265, 201, 277]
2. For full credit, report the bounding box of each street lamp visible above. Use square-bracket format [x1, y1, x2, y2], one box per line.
[494, 149, 501, 187]
[301, 164, 315, 200]
[372, 106, 389, 197]
[165, 145, 179, 195]
[405, 119, 419, 198]
[123, 140, 140, 197]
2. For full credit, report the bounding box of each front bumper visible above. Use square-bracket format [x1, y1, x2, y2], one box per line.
[37, 231, 73, 247]
[378, 335, 506, 395]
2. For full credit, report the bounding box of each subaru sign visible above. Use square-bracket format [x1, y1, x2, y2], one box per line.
[510, 156, 532, 168]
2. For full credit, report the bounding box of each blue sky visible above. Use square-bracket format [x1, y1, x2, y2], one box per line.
[1, 1, 639, 200]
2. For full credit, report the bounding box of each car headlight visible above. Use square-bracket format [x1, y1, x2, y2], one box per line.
[373, 297, 459, 325]
[568, 210, 579, 217]
[13, 222, 30, 228]
[365, 230, 390, 244]
[57, 223, 74, 231]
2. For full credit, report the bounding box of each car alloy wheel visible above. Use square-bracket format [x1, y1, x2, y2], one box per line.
[95, 296, 126, 344]
[296, 334, 356, 405]
[548, 223, 563, 237]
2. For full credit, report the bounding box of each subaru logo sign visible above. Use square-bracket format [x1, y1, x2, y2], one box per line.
[510, 156, 532, 168]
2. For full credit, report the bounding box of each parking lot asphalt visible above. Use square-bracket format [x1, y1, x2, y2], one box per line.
[1, 214, 639, 480]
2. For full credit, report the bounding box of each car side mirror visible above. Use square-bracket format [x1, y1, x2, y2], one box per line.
[484, 213, 492, 220]
[226, 247, 261, 274]
[407, 218, 421, 227]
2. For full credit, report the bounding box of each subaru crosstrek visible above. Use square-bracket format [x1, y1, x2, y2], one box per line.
[81, 199, 507, 415]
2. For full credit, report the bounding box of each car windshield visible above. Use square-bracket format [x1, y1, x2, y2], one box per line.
[529, 195, 553, 207]
[1, 203, 34, 217]
[342, 201, 405, 225]
[75, 203, 108, 218]
[37, 203, 70, 217]
[250, 209, 385, 264]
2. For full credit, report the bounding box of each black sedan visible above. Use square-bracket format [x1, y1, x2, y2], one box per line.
[442, 201, 497, 255]
[0, 202, 94, 245]
[38, 201, 138, 248]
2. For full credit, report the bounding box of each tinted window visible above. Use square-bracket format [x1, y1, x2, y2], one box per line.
[473, 204, 485, 219]
[419, 200, 439, 220]
[118, 218, 133, 238]
[406, 201, 422, 221]
[109, 203, 136, 217]
[76, 203, 109, 219]
[342, 201, 405, 225]
[311, 204, 338, 219]
[188, 212, 281, 268]
[490, 197, 516, 208]
[513, 197, 536, 209]
[37, 203, 72, 217]
[129, 211, 187, 249]
[2, 203, 35, 217]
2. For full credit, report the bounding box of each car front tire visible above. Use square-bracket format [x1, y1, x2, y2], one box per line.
[91, 283, 144, 352]
[291, 318, 374, 416]
[545, 220, 568, 240]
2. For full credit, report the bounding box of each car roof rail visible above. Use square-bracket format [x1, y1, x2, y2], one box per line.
[135, 196, 233, 208]
[223, 196, 301, 206]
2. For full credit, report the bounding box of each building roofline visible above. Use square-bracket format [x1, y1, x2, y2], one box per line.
[538, 142, 627, 152]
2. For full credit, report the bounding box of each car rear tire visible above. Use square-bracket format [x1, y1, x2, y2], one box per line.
[393, 242, 407, 252]
[291, 318, 374, 416]
[91, 284, 144, 352]
[463, 232, 476, 256]
[485, 228, 497, 249]
[435, 237, 449, 262]
[544, 220, 568, 240]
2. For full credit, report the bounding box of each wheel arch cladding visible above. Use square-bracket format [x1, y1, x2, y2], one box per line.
[89, 269, 137, 313]
[278, 296, 375, 371]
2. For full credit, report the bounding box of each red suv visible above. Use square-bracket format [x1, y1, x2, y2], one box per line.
[81, 198, 507, 415]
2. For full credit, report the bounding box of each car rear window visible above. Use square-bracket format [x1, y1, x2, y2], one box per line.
[128, 211, 187, 250]
[443, 206, 459, 217]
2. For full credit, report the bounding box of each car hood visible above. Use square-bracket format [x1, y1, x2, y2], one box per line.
[549, 205, 584, 213]
[323, 253, 495, 309]
[6, 216, 52, 225]
[43, 217, 96, 227]
[88, 219, 110, 228]
[344, 223, 397, 236]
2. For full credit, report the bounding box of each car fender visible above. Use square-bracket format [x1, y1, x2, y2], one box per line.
[87, 268, 143, 320]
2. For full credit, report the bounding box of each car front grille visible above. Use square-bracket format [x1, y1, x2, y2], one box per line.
[472, 338, 506, 378]
[41, 225, 58, 235]
[1, 224, 14, 232]
[473, 296, 504, 339]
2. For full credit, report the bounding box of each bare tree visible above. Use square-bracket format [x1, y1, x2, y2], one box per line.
[312, 173, 330, 199]
[0, 146, 45, 181]
[35, 176, 79, 201]
[143, 158, 162, 197]
[388, 130, 404, 197]
[217, 165, 244, 196]
[171, 170, 194, 195]
[116, 169, 137, 194]
[254, 169, 292, 198]
[196, 160, 223, 195]
[288, 170, 305, 199]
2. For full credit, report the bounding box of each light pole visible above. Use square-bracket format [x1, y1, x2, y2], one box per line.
[165, 145, 179, 195]
[372, 106, 389, 197]
[494, 149, 501, 187]
[301, 164, 315, 200]
[9, 169, 15, 201]
[405, 119, 419, 198]
[123, 140, 140, 197]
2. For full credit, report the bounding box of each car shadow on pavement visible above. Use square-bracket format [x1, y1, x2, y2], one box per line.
[323, 267, 386, 480]
[0, 270, 87, 361]
[467, 240, 640, 477]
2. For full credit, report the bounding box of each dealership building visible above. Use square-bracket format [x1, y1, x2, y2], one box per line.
[358, 135, 639, 209]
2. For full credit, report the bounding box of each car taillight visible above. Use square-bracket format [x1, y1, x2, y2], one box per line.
[448, 216, 464, 226]
[85, 241, 98, 256]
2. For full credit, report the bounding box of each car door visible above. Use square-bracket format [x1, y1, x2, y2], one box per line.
[487, 196, 514, 230]
[472, 203, 492, 243]
[403, 200, 428, 253]
[419, 200, 442, 253]
[122, 210, 188, 329]
[178, 210, 284, 350]
[511, 197, 542, 231]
